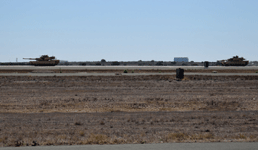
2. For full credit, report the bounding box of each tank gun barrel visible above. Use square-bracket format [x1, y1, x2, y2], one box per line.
[23, 58, 37, 60]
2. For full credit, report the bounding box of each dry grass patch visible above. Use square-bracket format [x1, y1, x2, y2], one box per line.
[190, 133, 214, 140]
[86, 134, 109, 144]
[166, 133, 189, 141]
[234, 134, 247, 139]
[165, 133, 214, 142]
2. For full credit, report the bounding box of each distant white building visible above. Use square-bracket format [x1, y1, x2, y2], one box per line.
[174, 57, 189, 62]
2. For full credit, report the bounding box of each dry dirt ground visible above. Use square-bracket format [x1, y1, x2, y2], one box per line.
[0, 68, 258, 73]
[0, 75, 258, 146]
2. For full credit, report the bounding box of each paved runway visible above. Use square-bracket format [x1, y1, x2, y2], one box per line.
[1, 143, 258, 150]
[1, 66, 258, 70]
[0, 72, 258, 76]
[1, 66, 257, 76]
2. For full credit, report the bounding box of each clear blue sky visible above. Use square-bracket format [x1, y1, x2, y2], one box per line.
[0, 0, 257, 62]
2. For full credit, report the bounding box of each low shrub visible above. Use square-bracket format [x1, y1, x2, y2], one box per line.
[74, 122, 83, 125]
[79, 131, 85, 136]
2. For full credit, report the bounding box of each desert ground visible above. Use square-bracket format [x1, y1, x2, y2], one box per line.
[0, 67, 258, 146]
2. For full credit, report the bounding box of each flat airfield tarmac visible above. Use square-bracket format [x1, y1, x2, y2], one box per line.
[0, 66, 258, 76]
[1, 65, 258, 70]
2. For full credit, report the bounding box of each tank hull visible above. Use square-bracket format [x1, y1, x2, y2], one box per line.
[29, 60, 60, 66]
[221, 61, 249, 66]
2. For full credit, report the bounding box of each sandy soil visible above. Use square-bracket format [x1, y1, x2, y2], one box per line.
[0, 75, 258, 146]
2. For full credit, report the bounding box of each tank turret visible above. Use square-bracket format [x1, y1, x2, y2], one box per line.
[23, 55, 60, 66]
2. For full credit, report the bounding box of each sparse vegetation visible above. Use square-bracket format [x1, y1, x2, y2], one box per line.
[79, 131, 85, 136]
[87, 134, 109, 144]
[166, 133, 189, 141]
[1, 111, 257, 146]
[0, 75, 258, 114]
[0, 75, 258, 146]
[236, 134, 246, 139]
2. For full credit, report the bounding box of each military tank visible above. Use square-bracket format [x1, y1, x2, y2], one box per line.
[23, 55, 60, 66]
[221, 56, 249, 66]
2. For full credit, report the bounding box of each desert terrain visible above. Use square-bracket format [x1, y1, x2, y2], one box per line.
[0, 67, 258, 146]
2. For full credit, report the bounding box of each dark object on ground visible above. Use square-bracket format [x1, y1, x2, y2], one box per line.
[32, 141, 39, 146]
[204, 61, 209, 68]
[176, 68, 184, 79]
[15, 141, 23, 147]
